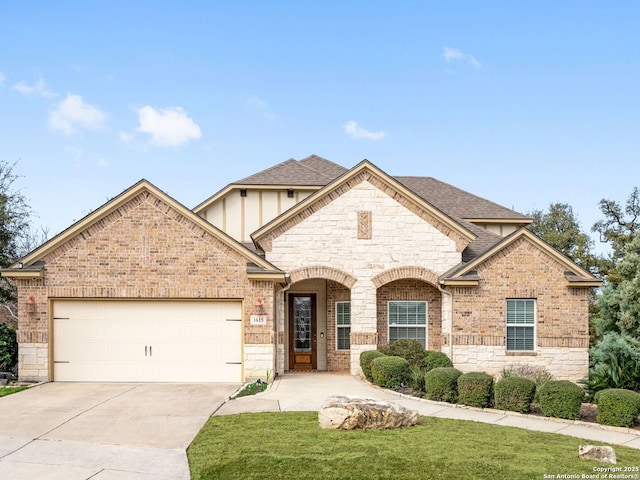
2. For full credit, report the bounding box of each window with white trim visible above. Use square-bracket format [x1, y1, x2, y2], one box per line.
[336, 301, 351, 350]
[388, 301, 427, 348]
[506, 299, 536, 351]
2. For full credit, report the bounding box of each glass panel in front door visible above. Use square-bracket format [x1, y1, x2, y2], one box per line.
[294, 296, 312, 352]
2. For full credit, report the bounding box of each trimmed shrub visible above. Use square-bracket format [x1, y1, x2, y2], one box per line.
[420, 351, 453, 373]
[360, 350, 386, 382]
[503, 364, 553, 402]
[457, 372, 494, 408]
[537, 380, 585, 420]
[380, 340, 425, 367]
[0, 324, 18, 372]
[425, 367, 462, 403]
[595, 388, 640, 427]
[494, 376, 536, 413]
[410, 365, 426, 396]
[371, 355, 412, 389]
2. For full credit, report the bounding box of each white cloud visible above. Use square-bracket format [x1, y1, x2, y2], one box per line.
[0, 72, 5, 86]
[442, 46, 481, 68]
[136, 106, 202, 147]
[245, 96, 275, 120]
[49, 94, 107, 135]
[118, 131, 134, 145]
[12, 77, 58, 98]
[96, 157, 110, 168]
[342, 120, 387, 141]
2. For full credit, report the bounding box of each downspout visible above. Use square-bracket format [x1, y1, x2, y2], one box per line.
[275, 273, 292, 378]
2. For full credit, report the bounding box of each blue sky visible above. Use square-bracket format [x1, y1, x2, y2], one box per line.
[1, 2, 639, 253]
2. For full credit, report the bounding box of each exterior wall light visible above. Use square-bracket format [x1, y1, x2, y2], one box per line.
[26, 295, 36, 314]
[254, 298, 265, 315]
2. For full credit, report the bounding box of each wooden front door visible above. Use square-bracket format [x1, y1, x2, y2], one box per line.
[288, 294, 317, 370]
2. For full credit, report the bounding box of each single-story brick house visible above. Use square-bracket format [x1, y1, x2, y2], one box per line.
[1, 155, 601, 383]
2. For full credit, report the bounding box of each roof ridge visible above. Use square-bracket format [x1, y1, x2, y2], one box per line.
[233, 158, 299, 184]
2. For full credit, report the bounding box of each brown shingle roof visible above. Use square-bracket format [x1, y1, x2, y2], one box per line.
[394, 177, 529, 262]
[235, 155, 347, 186]
[393, 176, 529, 222]
[393, 176, 531, 261]
[229, 156, 531, 261]
[298, 154, 349, 179]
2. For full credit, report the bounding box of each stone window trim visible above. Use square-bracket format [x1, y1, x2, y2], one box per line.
[336, 301, 351, 351]
[505, 298, 536, 352]
[506, 351, 538, 356]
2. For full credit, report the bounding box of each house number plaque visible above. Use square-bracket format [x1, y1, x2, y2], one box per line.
[250, 315, 267, 325]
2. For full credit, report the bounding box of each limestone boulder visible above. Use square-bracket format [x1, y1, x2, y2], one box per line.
[318, 395, 419, 430]
[579, 445, 617, 464]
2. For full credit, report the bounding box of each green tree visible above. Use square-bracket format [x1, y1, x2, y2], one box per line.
[592, 187, 640, 283]
[588, 237, 640, 393]
[594, 236, 640, 337]
[527, 202, 599, 275]
[0, 161, 34, 321]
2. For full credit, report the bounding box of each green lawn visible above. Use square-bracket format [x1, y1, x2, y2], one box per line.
[188, 412, 640, 480]
[0, 385, 29, 398]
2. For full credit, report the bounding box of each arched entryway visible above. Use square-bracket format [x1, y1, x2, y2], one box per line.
[277, 266, 355, 373]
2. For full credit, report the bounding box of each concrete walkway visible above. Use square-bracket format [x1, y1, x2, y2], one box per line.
[216, 372, 640, 450]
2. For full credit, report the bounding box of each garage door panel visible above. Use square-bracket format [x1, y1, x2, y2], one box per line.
[53, 300, 243, 382]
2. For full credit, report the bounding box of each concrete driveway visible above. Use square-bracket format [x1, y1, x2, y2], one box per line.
[0, 382, 239, 480]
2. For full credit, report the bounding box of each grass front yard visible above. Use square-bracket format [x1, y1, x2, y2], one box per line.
[0, 386, 29, 398]
[188, 412, 640, 480]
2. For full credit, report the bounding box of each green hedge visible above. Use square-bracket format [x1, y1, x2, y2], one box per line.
[360, 350, 386, 382]
[457, 372, 494, 408]
[420, 351, 453, 373]
[0, 324, 18, 372]
[595, 388, 640, 427]
[494, 376, 536, 413]
[371, 356, 412, 389]
[425, 367, 462, 403]
[537, 380, 585, 420]
[380, 340, 425, 367]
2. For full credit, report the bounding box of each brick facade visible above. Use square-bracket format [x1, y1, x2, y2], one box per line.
[447, 236, 590, 380]
[14, 189, 275, 382]
[8, 163, 595, 384]
[376, 279, 442, 351]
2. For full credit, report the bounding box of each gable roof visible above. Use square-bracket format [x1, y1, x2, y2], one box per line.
[2, 179, 284, 280]
[252, 160, 477, 250]
[394, 176, 532, 262]
[193, 155, 347, 215]
[439, 227, 602, 287]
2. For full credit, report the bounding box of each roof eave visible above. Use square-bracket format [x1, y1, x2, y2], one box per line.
[0, 268, 45, 279]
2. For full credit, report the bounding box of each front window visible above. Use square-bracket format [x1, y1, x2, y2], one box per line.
[506, 299, 535, 351]
[388, 301, 427, 348]
[336, 301, 351, 350]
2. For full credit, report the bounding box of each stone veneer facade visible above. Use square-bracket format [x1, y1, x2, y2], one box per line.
[265, 180, 462, 375]
[15, 190, 276, 382]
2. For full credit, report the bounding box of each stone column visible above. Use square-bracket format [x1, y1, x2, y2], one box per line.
[349, 279, 378, 375]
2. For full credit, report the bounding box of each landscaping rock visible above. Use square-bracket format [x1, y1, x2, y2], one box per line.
[318, 395, 419, 430]
[579, 445, 617, 464]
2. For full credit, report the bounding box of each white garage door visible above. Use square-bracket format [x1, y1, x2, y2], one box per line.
[53, 300, 243, 382]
